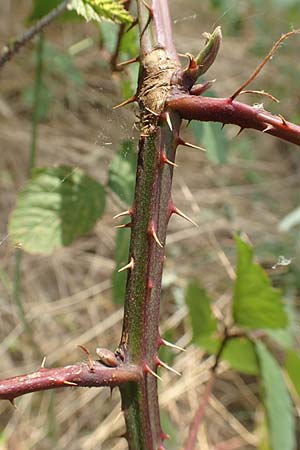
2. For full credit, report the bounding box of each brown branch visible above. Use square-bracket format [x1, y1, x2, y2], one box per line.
[168, 95, 300, 146]
[0, 0, 69, 70]
[0, 361, 140, 402]
[137, 0, 152, 54]
[110, 0, 132, 71]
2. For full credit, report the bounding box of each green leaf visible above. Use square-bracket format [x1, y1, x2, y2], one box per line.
[285, 349, 300, 396]
[186, 280, 258, 374]
[9, 166, 105, 255]
[233, 236, 287, 330]
[112, 227, 130, 304]
[68, 0, 133, 24]
[266, 296, 296, 349]
[108, 140, 137, 205]
[256, 341, 295, 450]
[185, 280, 218, 340]
[222, 338, 259, 375]
[198, 335, 259, 375]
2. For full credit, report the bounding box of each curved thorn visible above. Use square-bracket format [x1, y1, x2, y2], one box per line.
[118, 257, 134, 272]
[262, 124, 274, 133]
[113, 95, 137, 110]
[40, 356, 46, 369]
[164, 158, 178, 167]
[152, 229, 163, 248]
[172, 206, 198, 227]
[113, 209, 132, 220]
[185, 52, 198, 70]
[160, 431, 170, 441]
[161, 152, 178, 167]
[144, 363, 163, 381]
[165, 111, 173, 131]
[278, 114, 288, 126]
[114, 222, 132, 229]
[63, 380, 78, 386]
[177, 137, 206, 152]
[156, 357, 181, 376]
[77, 344, 95, 371]
[236, 127, 244, 137]
[9, 398, 17, 408]
[160, 338, 186, 352]
[190, 79, 216, 96]
[149, 222, 163, 248]
[117, 56, 139, 68]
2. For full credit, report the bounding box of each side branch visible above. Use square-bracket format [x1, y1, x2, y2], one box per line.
[0, 362, 140, 402]
[182, 329, 231, 450]
[168, 95, 300, 146]
[0, 0, 69, 70]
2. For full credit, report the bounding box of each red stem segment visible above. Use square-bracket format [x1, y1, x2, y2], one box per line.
[168, 95, 300, 146]
[152, 0, 178, 60]
[0, 362, 140, 402]
[182, 373, 216, 450]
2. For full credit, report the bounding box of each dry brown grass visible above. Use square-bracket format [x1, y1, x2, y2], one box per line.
[0, 1, 299, 449]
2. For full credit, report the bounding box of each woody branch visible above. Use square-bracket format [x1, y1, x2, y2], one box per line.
[167, 28, 300, 148]
[0, 362, 140, 403]
[167, 95, 300, 146]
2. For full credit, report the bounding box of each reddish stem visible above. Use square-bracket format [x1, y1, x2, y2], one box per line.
[152, 0, 178, 60]
[0, 362, 140, 402]
[110, 0, 132, 71]
[168, 95, 300, 146]
[182, 372, 216, 450]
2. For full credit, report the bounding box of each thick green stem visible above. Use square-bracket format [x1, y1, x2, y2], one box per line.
[118, 3, 182, 445]
[120, 118, 181, 449]
[116, 1, 196, 447]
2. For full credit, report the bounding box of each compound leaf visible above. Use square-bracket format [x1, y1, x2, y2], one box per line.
[68, 0, 133, 24]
